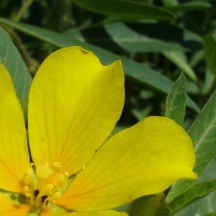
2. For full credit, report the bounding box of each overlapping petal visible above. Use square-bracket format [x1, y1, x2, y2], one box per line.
[41, 210, 127, 216]
[0, 193, 29, 216]
[28, 46, 124, 175]
[57, 116, 196, 211]
[0, 64, 30, 193]
[61, 210, 128, 216]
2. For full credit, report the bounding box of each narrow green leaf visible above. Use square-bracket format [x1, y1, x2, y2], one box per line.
[166, 2, 211, 13]
[204, 34, 216, 75]
[162, 0, 178, 7]
[0, 28, 31, 111]
[67, 22, 187, 52]
[129, 194, 170, 216]
[71, 0, 175, 21]
[170, 180, 216, 214]
[173, 189, 216, 216]
[166, 89, 216, 211]
[203, 212, 216, 216]
[163, 51, 197, 81]
[0, 18, 200, 113]
[165, 73, 186, 125]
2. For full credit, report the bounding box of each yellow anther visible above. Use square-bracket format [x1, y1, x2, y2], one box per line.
[22, 186, 32, 198]
[23, 186, 30, 193]
[41, 184, 54, 195]
[52, 162, 62, 171]
[58, 174, 64, 183]
[23, 167, 34, 183]
[58, 171, 69, 186]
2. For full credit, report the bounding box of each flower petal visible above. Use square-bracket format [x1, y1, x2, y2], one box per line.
[0, 64, 29, 192]
[57, 116, 197, 211]
[0, 193, 29, 216]
[41, 211, 54, 216]
[61, 210, 128, 216]
[28, 46, 124, 175]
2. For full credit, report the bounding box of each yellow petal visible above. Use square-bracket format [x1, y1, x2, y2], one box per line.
[0, 64, 30, 193]
[61, 210, 128, 216]
[0, 193, 29, 216]
[57, 116, 196, 211]
[28, 46, 124, 175]
[41, 211, 54, 216]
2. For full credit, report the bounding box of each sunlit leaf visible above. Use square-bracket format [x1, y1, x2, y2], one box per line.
[0, 28, 31, 111]
[173, 189, 216, 216]
[166, 89, 216, 213]
[165, 73, 185, 125]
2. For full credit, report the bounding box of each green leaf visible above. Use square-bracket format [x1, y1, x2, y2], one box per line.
[173, 189, 216, 216]
[170, 180, 216, 214]
[165, 73, 186, 125]
[162, 0, 178, 7]
[0, 18, 200, 113]
[166, 89, 216, 212]
[204, 34, 216, 75]
[163, 51, 197, 81]
[0, 27, 31, 111]
[67, 22, 187, 52]
[203, 212, 216, 216]
[129, 194, 170, 216]
[166, 2, 211, 13]
[71, 0, 175, 21]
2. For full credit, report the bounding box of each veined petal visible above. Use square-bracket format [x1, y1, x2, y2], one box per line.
[61, 210, 128, 216]
[0, 64, 30, 193]
[57, 117, 196, 211]
[0, 193, 29, 216]
[28, 46, 124, 175]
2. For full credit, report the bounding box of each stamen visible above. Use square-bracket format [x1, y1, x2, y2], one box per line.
[20, 161, 69, 212]
[41, 195, 48, 203]
[52, 162, 62, 171]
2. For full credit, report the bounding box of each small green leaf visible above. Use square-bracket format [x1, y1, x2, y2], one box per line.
[0, 28, 32, 111]
[166, 88, 216, 212]
[165, 73, 186, 125]
[129, 194, 170, 216]
[204, 34, 216, 75]
[71, 0, 175, 21]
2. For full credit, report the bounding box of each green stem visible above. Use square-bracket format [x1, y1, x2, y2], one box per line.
[14, 0, 34, 21]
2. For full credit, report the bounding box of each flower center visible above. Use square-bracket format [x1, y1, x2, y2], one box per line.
[21, 162, 69, 212]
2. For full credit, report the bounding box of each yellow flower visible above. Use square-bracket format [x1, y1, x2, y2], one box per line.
[0, 46, 196, 216]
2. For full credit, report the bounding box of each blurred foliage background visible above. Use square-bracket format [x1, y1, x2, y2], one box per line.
[1, 1, 216, 215]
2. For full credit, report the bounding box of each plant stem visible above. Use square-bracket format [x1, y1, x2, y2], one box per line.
[14, 0, 34, 21]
